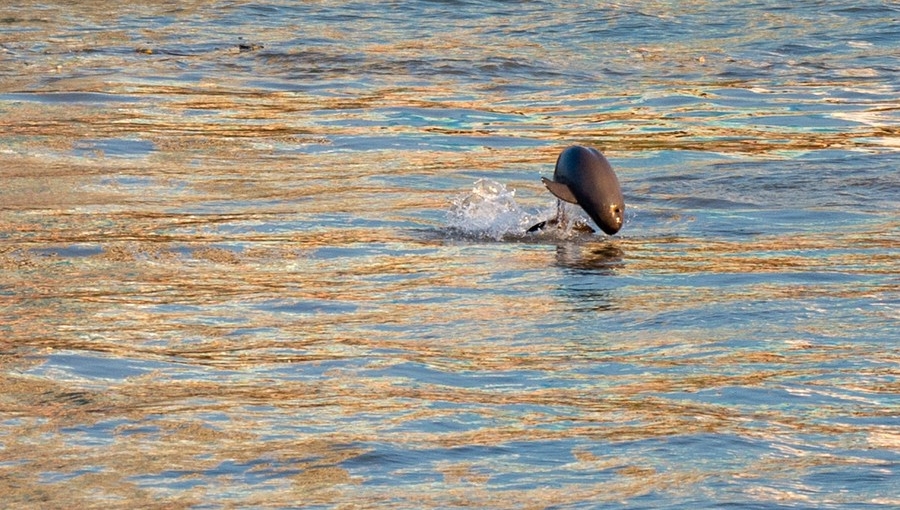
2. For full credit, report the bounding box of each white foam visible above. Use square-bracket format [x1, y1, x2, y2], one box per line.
[446, 179, 591, 240]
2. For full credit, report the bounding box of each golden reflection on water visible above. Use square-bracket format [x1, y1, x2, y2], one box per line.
[3, 209, 897, 506]
[2, 151, 898, 506]
[2, 1, 899, 507]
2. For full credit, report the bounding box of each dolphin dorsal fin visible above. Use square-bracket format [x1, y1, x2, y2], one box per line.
[541, 177, 579, 204]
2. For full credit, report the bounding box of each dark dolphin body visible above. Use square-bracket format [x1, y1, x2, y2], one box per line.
[537, 145, 625, 235]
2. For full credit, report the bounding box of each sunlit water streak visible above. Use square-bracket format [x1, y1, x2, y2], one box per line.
[1, 1, 898, 508]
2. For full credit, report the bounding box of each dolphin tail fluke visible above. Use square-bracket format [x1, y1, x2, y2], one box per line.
[526, 220, 547, 233]
[526, 199, 595, 234]
[541, 177, 579, 204]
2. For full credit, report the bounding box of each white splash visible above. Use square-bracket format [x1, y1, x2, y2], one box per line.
[446, 179, 591, 240]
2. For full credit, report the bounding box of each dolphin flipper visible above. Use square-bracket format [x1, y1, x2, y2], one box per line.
[541, 177, 579, 204]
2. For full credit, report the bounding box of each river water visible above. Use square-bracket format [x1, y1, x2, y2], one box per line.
[1, 1, 898, 508]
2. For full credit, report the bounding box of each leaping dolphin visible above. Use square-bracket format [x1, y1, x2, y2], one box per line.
[530, 145, 625, 235]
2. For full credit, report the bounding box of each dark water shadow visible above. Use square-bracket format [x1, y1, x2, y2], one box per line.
[555, 241, 625, 275]
[552, 241, 626, 313]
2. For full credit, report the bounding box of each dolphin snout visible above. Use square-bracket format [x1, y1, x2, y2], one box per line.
[612, 205, 623, 230]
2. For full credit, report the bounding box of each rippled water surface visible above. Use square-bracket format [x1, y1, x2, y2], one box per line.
[2, 1, 898, 508]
